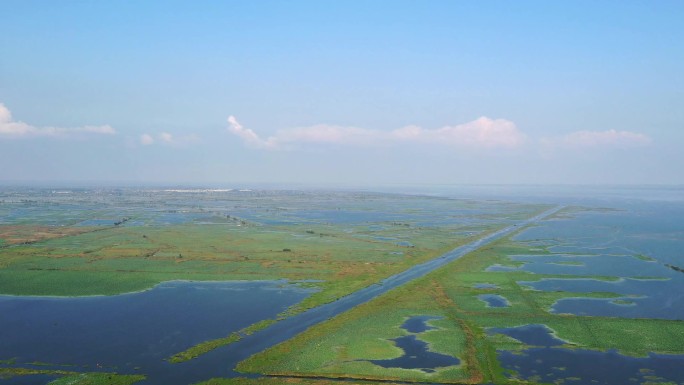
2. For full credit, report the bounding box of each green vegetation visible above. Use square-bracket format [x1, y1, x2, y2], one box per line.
[194, 378, 404, 385]
[236, 223, 684, 384]
[0, 209, 523, 299]
[47, 373, 146, 385]
[5, 192, 680, 385]
[238, 280, 470, 383]
[612, 299, 637, 306]
[169, 333, 242, 363]
[635, 254, 657, 262]
[0, 367, 72, 379]
[1, 192, 549, 366]
[0, 368, 144, 385]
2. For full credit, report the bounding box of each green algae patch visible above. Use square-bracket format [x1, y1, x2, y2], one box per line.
[168, 333, 242, 363]
[194, 377, 406, 385]
[612, 299, 637, 306]
[168, 319, 277, 363]
[47, 373, 146, 385]
[549, 261, 585, 266]
[0, 367, 73, 379]
[0, 368, 144, 385]
[635, 254, 657, 262]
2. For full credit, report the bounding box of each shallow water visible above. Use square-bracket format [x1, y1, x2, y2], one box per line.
[500, 348, 684, 385]
[400, 315, 440, 333]
[370, 316, 459, 372]
[0, 375, 60, 385]
[488, 324, 566, 347]
[370, 335, 458, 373]
[511, 200, 684, 321]
[492, 198, 684, 383]
[491, 324, 684, 384]
[478, 294, 510, 308]
[0, 281, 314, 381]
[487, 252, 674, 277]
[521, 277, 684, 319]
[514, 201, 684, 267]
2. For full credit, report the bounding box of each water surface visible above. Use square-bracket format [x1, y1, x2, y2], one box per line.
[370, 316, 459, 372]
[491, 324, 684, 384]
[0, 280, 314, 383]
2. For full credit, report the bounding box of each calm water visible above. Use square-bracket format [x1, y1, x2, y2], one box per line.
[492, 196, 684, 384]
[512, 200, 684, 320]
[0, 280, 314, 384]
[491, 324, 684, 385]
[369, 316, 459, 372]
[478, 294, 510, 308]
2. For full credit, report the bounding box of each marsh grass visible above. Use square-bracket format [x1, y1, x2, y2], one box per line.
[236, 226, 684, 384]
[237, 276, 470, 383]
[194, 377, 406, 385]
[0, 368, 144, 385]
[0, 220, 496, 298]
[2, 199, 541, 366]
[12, 196, 671, 384]
[47, 372, 146, 385]
[168, 333, 242, 363]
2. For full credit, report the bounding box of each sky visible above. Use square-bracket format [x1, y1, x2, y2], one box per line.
[1, 0, 683, 187]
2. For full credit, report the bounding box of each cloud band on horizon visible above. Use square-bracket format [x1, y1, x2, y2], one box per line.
[227, 116, 653, 151]
[227, 116, 526, 150]
[0, 103, 115, 138]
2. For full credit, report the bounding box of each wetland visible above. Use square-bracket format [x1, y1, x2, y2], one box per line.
[1, 186, 684, 385]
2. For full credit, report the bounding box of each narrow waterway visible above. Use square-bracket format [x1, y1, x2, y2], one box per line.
[140, 206, 563, 385]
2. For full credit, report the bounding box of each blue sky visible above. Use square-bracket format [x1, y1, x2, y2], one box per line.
[1, 1, 683, 186]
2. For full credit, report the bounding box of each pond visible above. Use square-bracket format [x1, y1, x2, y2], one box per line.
[369, 316, 459, 372]
[478, 294, 511, 308]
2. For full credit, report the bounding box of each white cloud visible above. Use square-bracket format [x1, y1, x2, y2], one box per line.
[0, 103, 116, 138]
[276, 125, 383, 146]
[159, 132, 174, 143]
[226, 116, 525, 150]
[140, 134, 155, 145]
[0, 104, 12, 123]
[227, 116, 277, 149]
[558, 129, 652, 148]
[392, 117, 525, 148]
[391, 125, 424, 141]
[139, 132, 198, 147]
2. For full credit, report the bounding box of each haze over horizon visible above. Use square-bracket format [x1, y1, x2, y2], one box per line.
[2, 1, 683, 186]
